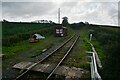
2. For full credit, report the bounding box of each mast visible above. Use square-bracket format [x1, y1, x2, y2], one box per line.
[58, 8, 60, 24]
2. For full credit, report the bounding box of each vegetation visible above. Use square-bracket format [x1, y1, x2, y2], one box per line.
[2, 21, 120, 79]
[62, 16, 69, 27]
[2, 22, 54, 46]
[2, 22, 74, 58]
[62, 26, 91, 79]
[63, 35, 90, 69]
[70, 23, 120, 80]
[90, 26, 120, 80]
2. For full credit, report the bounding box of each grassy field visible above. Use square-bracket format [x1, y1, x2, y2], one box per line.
[2, 22, 54, 46]
[2, 22, 76, 79]
[76, 25, 120, 80]
[69, 24, 120, 79]
[2, 22, 120, 79]
[2, 22, 74, 58]
[2, 22, 53, 37]
[2, 22, 91, 79]
[90, 26, 120, 79]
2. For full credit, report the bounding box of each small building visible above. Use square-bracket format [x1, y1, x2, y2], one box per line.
[54, 25, 67, 37]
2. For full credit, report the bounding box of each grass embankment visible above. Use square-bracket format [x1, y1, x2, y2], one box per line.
[2, 22, 74, 58]
[66, 25, 112, 79]
[90, 26, 120, 80]
[80, 26, 106, 63]
[2, 22, 53, 58]
[2, 22, 54, 46]
[79, 25, 120, 80]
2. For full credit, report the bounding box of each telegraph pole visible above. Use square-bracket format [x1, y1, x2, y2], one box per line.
[58, 8, 60, 24]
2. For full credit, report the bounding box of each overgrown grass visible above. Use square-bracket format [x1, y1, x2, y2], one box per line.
[2, 22, 54, 46]
[2, 26, 74, 58]
[91, 41, 106, 63]
[62, 27, 91, 79]
[67, 26, 107, 79]
[63, 35, 90, 69]
[79, 26, 106, 63]
[90, 26, 120, 79]
[63, 27, 91, 69]
[2, 22, 53, 37]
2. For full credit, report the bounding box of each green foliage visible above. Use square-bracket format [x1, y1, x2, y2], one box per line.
[70, 22, 86, 30]
[90, 26, 120, 80]
[62, 17, 69, 27]
[2, 25, 75, 58]
[70, 24, 120, 79]
[2, 22, 54, 46]
[2, 22, 52, 36]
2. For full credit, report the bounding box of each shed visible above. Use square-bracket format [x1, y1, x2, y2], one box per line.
[54, 25, 67, 37]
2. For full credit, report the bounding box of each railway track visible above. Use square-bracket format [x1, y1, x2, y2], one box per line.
[14, 34, 79, 80]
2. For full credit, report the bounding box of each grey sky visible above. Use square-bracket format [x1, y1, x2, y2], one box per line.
[1, 0, 120, 26]
[118, 1, 120, 25]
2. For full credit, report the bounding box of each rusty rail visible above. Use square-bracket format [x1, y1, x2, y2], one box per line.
[46, 35, 79, 80]
[14, 34, 76, 80]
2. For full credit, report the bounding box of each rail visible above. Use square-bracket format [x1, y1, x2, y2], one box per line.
[46, 35, 79, 80]
[14, 34, 78, 80]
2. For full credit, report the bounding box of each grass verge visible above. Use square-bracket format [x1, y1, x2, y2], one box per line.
[2, 27, 74, 58]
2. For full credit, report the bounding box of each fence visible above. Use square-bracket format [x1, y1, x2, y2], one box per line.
[86, 51, 102, 80]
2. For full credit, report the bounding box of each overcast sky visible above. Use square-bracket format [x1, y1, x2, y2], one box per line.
[1, 0, 120, 26]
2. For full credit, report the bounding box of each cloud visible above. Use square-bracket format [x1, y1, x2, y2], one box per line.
[83, 2, 118, 25]
[2, 1, 119, 26]
[57, 2, 118, 25]
[2, 2, 56, 20]
[2, 0, 120, 2]
[0, 1, 2, 21]
[118, 1, 120, 25]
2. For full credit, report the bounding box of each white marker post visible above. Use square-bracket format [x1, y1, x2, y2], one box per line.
[90, 34, 92, 41]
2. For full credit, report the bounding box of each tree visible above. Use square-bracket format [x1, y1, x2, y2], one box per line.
[3, 19, 9, 22]
[62, 16, 69, 27]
